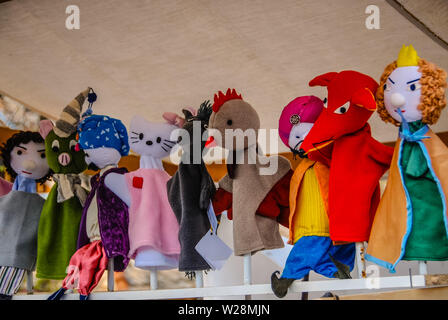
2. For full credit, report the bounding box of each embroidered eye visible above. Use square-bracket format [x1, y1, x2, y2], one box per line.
[156, 137, 161, 143]
[334, 101, 350, 114]
[69, 140, 77, 152]
[227, 119, 233, 126]
[407, 82, 421, 92]
[385, 78, 394, 91]
[51, 140, 60, 153]
[139, 133, 144, 140]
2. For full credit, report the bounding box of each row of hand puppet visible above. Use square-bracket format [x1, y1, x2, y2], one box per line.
[0, 44, 446, 300]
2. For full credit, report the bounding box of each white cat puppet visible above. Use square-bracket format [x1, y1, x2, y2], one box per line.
[105, 115, 182, 271]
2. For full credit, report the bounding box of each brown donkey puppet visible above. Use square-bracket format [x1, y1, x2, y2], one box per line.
[209, 89, 293, 256]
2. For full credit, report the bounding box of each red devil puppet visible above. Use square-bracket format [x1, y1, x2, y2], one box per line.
[299, 71, 394, 243]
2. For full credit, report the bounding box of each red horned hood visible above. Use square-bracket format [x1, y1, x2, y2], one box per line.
[300, 70, 379, 162]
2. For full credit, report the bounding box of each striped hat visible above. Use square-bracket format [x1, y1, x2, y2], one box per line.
[53, 88, 90, 138]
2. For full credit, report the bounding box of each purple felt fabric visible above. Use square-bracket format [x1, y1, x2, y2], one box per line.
[77, 167, 130, 271]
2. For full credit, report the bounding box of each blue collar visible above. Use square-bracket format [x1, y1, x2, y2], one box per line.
[397, 109, 429, 142]
[12, 175, 36, 193]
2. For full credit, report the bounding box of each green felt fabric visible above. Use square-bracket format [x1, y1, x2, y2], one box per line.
[35, 183, 83, 279]
[401, 121, 448, 261]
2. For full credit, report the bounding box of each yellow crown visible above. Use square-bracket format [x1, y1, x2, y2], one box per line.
[397, 45, 420, 67]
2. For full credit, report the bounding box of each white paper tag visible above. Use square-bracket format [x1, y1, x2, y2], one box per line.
[195, 231, 232, 270]
[194, 202, 232, 270]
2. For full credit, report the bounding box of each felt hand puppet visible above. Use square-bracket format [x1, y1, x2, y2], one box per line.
[366, 45, 448, 272]
[271, 96, 355, 298]
[298, 71, 394, 244]
[35, 89, 90, 280]
[166, 101, 216, 275]
[0, 131, 51, 300]
[49, 112, 131, 300]
[105, 115, 181, 271]
[209, 89, 292, 256]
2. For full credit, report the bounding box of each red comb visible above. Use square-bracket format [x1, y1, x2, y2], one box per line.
[212, 88, 243, 112]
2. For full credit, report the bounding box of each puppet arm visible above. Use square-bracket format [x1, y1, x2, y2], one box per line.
[367, 136, 394, 168]
[212, 188, 233, 219]
[104, 172, 131, 207]
[199, 167, 216, 210]
[352, 88, 394, 168]
[256, 169, 292, 227]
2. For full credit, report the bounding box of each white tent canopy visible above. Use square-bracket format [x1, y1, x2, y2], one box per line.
[1, 0, 447, 153]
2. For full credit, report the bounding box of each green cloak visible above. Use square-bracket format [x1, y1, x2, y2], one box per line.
[35, 183, 84, 279]
[400, 121, 448, 260]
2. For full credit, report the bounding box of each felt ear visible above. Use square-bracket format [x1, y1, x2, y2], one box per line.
[309, 72, 338, 87]
[182, 109, 194, 120]
[351, 87, 377, 111]
[39, 120, 54, 139]
[180, 107, 197, 121]
[162, 112, 185, 128]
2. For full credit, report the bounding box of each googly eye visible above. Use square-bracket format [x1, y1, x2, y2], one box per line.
[334, 101, 350, 114]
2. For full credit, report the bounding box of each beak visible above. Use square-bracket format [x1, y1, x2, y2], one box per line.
[205, 136, 216, 148]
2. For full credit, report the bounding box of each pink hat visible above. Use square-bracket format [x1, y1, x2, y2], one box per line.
[278, 95, 324, 147]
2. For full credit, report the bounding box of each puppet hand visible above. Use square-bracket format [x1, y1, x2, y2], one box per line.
[199, 186, 213, 210]
[351, 87, 376, 111]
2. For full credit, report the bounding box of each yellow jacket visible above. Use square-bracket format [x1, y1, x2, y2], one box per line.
[288, 158, 330, 244]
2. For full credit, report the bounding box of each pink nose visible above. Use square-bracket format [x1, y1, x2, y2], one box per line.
[58, 153, 71, 166]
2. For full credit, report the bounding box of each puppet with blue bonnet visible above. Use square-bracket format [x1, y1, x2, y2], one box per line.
[49, 93, 131, 300]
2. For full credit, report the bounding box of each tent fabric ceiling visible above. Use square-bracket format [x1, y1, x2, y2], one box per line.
[394, 0, 448, 46]
[0, 0, 447, 153]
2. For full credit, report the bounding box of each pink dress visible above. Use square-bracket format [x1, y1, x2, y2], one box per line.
[125, 168, 180, 270]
